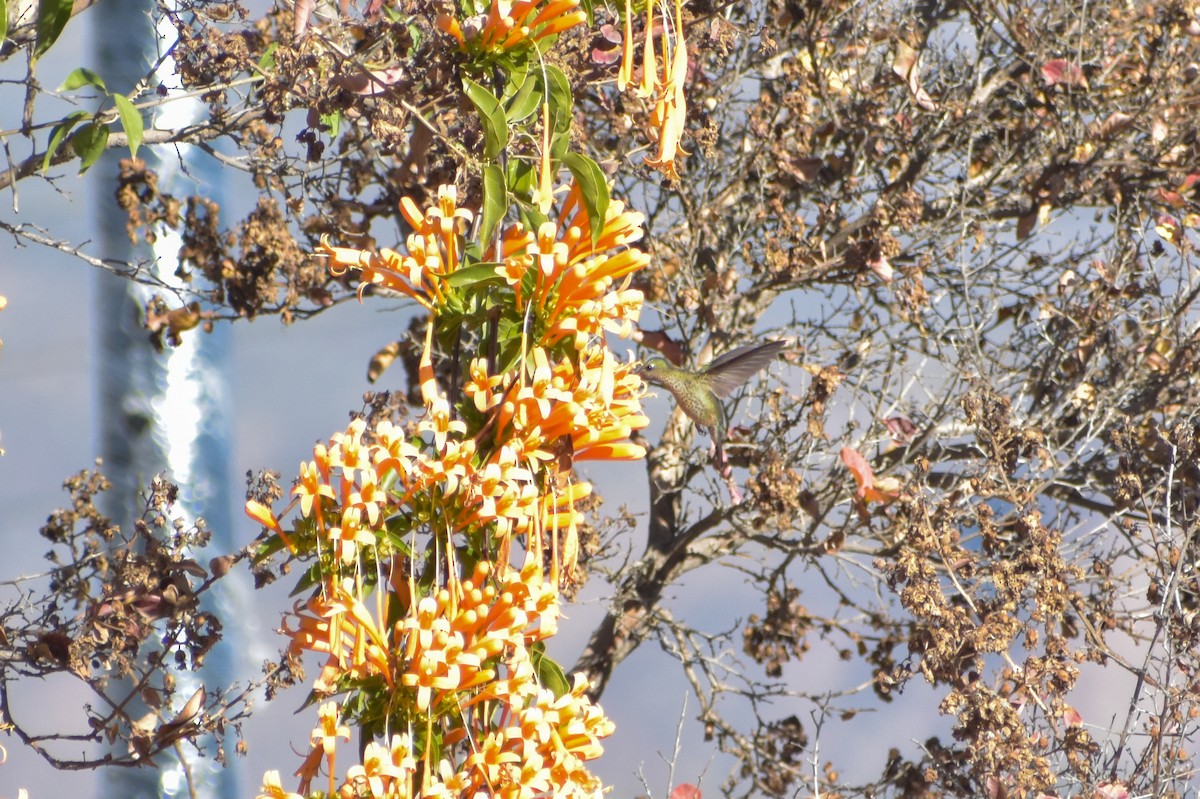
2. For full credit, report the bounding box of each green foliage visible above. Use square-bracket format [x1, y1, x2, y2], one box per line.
[58, 67, 107, 93]
[34, 0, 73, 57]
[502, 62, 541, 123]
[69, 121, 108, 173]
[541, 65, 572, 136]
[51, 68, 145, 168]
[112, 93, 143, 158]
[479, 164, 509, 246]
[562, 152, 609, 245]
[530, 641, 570, 697]
[43, 109, 89, 171]
[463, 77, 509, 161]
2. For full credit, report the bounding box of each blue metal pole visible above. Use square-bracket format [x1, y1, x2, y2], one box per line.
[93, 0, 240, 795]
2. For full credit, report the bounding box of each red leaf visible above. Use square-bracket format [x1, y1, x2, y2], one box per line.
[841, 447, 900, 504]
[1092, 782, 1129, 799]
[592, 45, 621, 65]
[637, 330, 687, 366]
[670, 785, 701, 799]
[293, 0, 315, 41]
[841, 447, 874, 498]
[336, 67, 407, 96]
[884, 416, 918, 444]
[868, 254, 893, 283]
[1041, 59, 1088, 89]
[598, 22, 622, 44]
[1154, 188, 1186, 209]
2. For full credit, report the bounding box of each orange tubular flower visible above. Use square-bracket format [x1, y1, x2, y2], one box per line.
[294, 458, 335, 525]
[245, 498, 297, 554]
[617, 0, 634, 90]
[642, 0, 689, 179]
[638, 0, 656, 98]
[257, 770, 303, 799]
[283, 579, 395, 688]
[418, 319, 467, 455]
[515, 187, 651, 351]
[435, 11, 464, 45]
[307, 701, 351, 797]
[616, 0, 690, 179]
[321, 187, 478, 314]
[532, 102, 554, 214]
[443, 0, 586, 53]
[320, 237, 434, 312]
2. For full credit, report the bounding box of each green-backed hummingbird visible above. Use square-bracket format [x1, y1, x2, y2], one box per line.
[636, 339, 786, 468]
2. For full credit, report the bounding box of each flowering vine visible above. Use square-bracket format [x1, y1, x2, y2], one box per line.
[249, 181, 650, 799]
[617, 0, 690, 179]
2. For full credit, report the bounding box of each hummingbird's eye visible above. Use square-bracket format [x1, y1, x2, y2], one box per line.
[643, 362, 655, 372]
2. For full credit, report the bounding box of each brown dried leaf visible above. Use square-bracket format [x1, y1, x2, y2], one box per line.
[783, 156, 823, 183]
[1095, 111, 1133, 139]
[1016, 210, 1037, 241]
[368, 340, 402, 383]
[892, 41, 937, 111]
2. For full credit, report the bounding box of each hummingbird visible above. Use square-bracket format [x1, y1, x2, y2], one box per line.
[636, 339, 787, 469]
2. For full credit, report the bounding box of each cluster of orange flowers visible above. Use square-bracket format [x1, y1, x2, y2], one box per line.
[319, 183, 648, 351]
[252, 183, 649, 799]
[245, 329, 646, 589]
[437, 0, 587, 53]
[270, 558, 613, 799]
[617, 0, 690, 178]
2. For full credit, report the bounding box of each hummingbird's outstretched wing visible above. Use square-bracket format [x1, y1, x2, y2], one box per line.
[701, 340, 787, 398]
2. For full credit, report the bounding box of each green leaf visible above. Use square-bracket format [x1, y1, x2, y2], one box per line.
[0, 0, 7, 53]
[543, 65, 572, 134]
[320, 110, 341, 138]
[258, 42, 279, 71]
[438, 262, 505, 289]
[501, 58, 531, 102]
[405, 21, 422, 49]
[58, 67, 107, 94]
[253, 532, 288, 563]
[562, 152, 610, 245]
[480, 163, 508, 246]
[495, 331, 524, 375]
[463, 77, 509, 161]
[530, 641, 571, 697]
[112, 93, 143, 159]
[288, 562, 324, 597]
[34, 0, 74, 58]
[42, 110, 88, 172]
[70, 121, 109, 174]
[504, 68, 540, 123]
[549, 128, 570, 159]
[517, 202, 549, 236]
[506, 158, 536, 196]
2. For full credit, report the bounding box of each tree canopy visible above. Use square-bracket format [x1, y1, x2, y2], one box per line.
[3, 0, 1200, 797]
